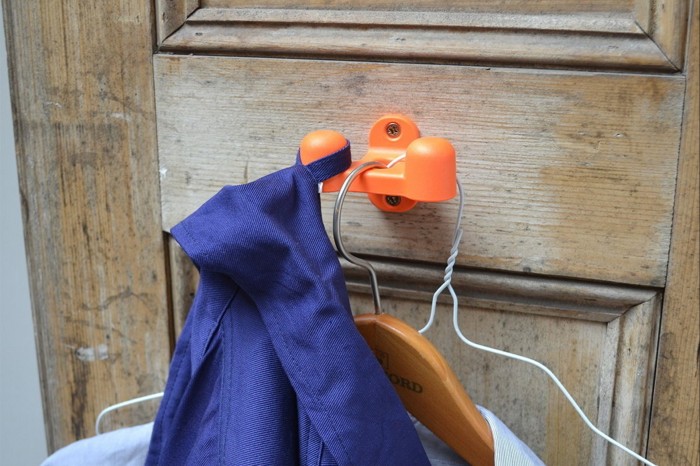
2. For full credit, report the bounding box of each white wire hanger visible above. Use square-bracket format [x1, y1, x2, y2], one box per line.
[421, 178, 658, 466]
[95, 392, 163, 435]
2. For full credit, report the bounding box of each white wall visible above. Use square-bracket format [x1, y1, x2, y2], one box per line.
[0, 2, 50, 463]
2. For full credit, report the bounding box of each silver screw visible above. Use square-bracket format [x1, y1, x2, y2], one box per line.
[385, 196, 402, 206]
[385, 122, 401, 138]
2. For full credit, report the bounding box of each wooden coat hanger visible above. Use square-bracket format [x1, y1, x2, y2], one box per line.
[301, 120, 495, 466]
[355, 313, 494, 466]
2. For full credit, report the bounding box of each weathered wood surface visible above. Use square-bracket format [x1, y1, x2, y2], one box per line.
[340, 257, 657, 323]
[154, 55, 684, 287]
[647, 0, 700, 464]
[161, 0, 688, 71]
[647, 0, 691, 68]
[204, 0, 636, 11]
[185, 8, 643, 32]
[168, 238, 199, 340]
[3, 0, 170, 450]
[162, 9, 675, 71]
[156, 0, 199, 44]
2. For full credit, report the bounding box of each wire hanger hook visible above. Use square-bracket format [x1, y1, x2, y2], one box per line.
[333, 160, 388, 315]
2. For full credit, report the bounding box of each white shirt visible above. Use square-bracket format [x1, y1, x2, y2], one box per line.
[43, 407, 545, 466]
[413, 407, 544, 466]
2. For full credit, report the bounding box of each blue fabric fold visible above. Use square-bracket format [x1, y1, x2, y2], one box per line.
[146, 146, 429, 466]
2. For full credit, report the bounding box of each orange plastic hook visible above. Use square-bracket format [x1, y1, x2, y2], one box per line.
[299, 114, 456, 212]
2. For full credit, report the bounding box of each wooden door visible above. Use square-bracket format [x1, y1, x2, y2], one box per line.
[4, 1, 698, 464]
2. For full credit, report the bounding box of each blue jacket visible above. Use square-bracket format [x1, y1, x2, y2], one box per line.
[146, 144, 430, 465]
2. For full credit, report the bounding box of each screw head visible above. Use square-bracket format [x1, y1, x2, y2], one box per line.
[385, 195, 402, 206]
[385, 122, 401, 138]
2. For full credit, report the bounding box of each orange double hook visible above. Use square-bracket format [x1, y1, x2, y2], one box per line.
[299, 114, 457, 212]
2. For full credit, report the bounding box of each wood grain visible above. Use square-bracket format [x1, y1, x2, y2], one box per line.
[203, 0, 635, 13]
[606, 296, 660, 465]
[162, 8, 675, 71]
[156, 0, 199, 44]
[167, 237, 199, 341]
[187, 8, 642, 32]
[3, 0, 170, 450]
[154, 55, 684, 287]
[648, 0, 691, 69]
[340, 257, 658, 323]
[648, 0, 700, 463]
[162, 0, 690, 72]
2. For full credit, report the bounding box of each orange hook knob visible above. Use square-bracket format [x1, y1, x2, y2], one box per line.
[299, 129, 348, 165]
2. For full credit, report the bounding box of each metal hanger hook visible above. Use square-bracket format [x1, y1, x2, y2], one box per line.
[333, 160, 388, 315]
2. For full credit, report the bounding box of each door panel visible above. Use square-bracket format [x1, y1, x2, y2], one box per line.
[157, 1, 689, 70]
[350, 293, 660, 466]
[167, 240, 660, 465]
[153, 0, 687, 454]
[155, 55, 683, 287]
[203, 0, 635, 11]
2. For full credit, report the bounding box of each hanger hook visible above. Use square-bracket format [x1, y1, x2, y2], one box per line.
[333, 161, 388, 315]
